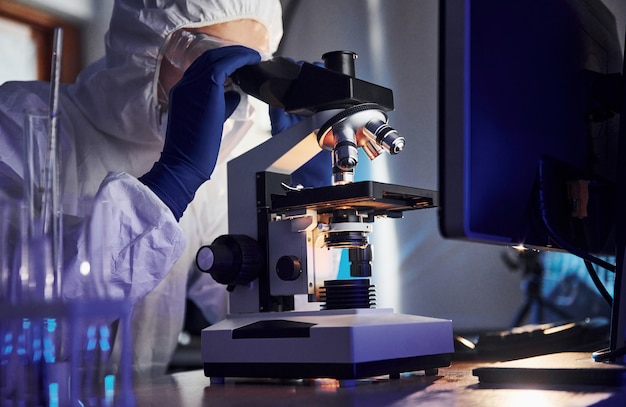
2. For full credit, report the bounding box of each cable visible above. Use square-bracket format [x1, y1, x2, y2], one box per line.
[540, 205, 615, 303]
[538, 192, 616, 273]
[536, 158, 617, 273]
[583, 260, 613, 306]
[537, 182, 623, 362]
[542, 218, 616, 272]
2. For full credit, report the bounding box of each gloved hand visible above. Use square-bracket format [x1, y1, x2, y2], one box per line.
[269, 106, 304, 136]
[140, 46, 261, 220]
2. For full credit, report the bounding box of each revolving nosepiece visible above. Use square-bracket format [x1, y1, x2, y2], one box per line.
[317, 103, 405, 185]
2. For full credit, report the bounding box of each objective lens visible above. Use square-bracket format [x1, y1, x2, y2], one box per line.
[362, 140, 384, 160]
[333, 142, 358, 171]
[363, 118, 405, 155]
[316, 104, 406, 185]
[332, 126, 359, 171]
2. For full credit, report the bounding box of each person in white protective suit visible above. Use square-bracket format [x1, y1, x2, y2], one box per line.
[0, 0, 291, 377]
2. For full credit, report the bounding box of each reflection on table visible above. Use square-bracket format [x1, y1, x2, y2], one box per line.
[134, 359, 626, 407]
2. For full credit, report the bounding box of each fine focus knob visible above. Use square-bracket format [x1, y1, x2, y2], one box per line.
[196, 235, 263, 286]
[275, 255, 302, 281]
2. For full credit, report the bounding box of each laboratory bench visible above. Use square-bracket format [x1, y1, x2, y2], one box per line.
[134, 354, 626, 407]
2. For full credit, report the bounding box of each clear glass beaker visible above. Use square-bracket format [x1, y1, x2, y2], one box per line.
[0, 109, 136, 406]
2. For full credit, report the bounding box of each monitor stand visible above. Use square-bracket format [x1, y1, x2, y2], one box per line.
[473, 352, 626, 386]
[477, 38, 626, 387]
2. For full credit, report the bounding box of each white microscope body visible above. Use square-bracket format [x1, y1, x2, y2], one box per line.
[195, 53, 454, 381]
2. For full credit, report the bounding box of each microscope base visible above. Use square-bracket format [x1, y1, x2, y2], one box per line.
[201, 308, 454, 381]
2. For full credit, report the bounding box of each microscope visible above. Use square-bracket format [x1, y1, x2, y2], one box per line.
[195, 51, 454, 382]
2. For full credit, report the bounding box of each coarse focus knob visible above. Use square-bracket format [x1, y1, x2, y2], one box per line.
[196, 234, 264, 286]
[276, 255, 302, 281]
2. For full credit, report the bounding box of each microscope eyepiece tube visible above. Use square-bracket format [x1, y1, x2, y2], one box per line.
[322, 50, 357, 76]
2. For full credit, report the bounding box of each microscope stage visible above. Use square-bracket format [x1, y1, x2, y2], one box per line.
[201, 308, 453, 380]
[271, 181, 438, 216]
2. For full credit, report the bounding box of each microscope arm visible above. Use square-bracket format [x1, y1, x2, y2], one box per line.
[223, 110, 340, 313]
[226, 109, 341, 239]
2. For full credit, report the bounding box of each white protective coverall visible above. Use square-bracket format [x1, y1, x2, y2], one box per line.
[0, 0, 283, 377]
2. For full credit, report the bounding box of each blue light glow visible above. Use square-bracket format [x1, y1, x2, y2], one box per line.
[46, 318, 57, 333]
[99, 325, 111, 352]
[42, 318, 57, 362]
[43, 336, 56, 363]
[87, 325, 97, 351]
[49, 382, 59, 407]
[17, 331, 26, 356]
[104, 374, 115, 406]
[2, 332, 13, 356]
[32, 335, 42, 362]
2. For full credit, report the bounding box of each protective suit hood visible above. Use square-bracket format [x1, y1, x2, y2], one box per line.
[67, 0, 283, 146]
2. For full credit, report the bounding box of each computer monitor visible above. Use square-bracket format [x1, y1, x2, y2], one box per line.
[438, 0, 626, 362]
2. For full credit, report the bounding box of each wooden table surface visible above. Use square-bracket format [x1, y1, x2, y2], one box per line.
[133, 357, 626, 406]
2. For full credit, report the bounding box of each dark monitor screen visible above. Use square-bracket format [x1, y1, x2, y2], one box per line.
[438, 0, 622, 256]
[438, 0, 626, 361]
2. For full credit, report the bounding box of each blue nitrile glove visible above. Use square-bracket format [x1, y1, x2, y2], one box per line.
[269, 105, 332, 188]
[269, 106, 305, 136]
[140, 46, 261, 220]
